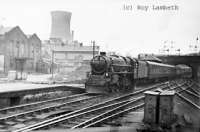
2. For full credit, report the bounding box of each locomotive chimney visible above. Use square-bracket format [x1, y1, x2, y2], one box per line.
[50, 11, 72, 43]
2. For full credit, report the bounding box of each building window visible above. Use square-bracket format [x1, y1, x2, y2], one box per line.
[21, 44, 25, 57]
[30, 45, 34, 58]
[32, 50, 34, 58]
[10, 61, 14, 68]
[16, 42, 20, 57]
[65, 53, 68, 59]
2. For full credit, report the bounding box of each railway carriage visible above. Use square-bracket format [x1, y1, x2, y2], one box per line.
[175, 64, 192, 78]
[146, 61, 176, 80]
[137, 60, 148, 79]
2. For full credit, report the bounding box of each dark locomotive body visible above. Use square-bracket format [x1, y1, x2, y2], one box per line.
[86, 52, 135, 93]
[85, 52, 192, 94]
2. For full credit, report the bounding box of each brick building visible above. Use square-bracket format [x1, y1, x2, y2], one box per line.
[27, 34, 42, 72]
[0, 26, 42, 74]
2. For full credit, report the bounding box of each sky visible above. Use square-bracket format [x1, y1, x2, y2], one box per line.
[0, 0, 199, 57]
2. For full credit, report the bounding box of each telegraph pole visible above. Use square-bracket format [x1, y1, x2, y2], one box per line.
[197, 37, 199, 53]
[51, 50, 54, 80]
[92, 41, 95, 58]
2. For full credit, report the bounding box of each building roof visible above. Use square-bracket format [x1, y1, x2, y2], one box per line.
[26, 34, 32, 38]
[27, 33, 40, 40]
[53, 45, 99, 52]
[146, 61, 175, 68]
[0, 26, 14, 35]
[138, 53, 162, 63]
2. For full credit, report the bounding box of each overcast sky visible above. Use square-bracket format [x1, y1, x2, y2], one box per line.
[0, 0, 199, 56]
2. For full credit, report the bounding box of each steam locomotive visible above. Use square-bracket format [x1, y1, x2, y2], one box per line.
[85, 52, 192, 94]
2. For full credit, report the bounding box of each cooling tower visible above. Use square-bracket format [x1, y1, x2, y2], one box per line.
[50, 11, 72, 42]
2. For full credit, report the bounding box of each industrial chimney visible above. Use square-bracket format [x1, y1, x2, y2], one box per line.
[50, 11, 72, 43]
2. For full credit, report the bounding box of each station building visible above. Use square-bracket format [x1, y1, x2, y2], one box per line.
[0, 25, 42, 74]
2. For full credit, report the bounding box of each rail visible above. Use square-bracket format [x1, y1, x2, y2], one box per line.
[13, 81, 173, 132]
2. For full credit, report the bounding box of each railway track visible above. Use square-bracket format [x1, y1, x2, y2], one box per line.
[13, 81, 182, 132]
[0, 80, 192, 131]
[0, 93, 91, 114]
[173, 81, 200, 111]
[87, 80, 193, 128]
[189, 82, 200, 95]
[73, 80, 198, 129]
[88, 80, 191, 128]
[0, 93, 103, 131]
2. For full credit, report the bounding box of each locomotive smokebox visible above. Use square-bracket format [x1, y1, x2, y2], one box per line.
[100, 52, 106, 56]
[50, 11, 72, 43]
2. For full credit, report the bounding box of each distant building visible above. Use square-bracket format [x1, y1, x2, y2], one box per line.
[54, 43, 99, 64]
[138, 53, 162, 63]
[41, 10, 100, 74]
[0, 25, 42, 74]
[42, 40, 99, 73]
